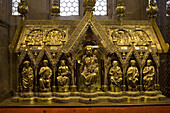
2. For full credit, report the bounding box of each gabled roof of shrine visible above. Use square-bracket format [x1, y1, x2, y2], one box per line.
[9, 11, 169, 54]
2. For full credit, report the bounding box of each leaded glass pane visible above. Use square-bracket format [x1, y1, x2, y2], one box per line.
[12, 0, 20, 15]
[94, 0, 107, 16]
[60, 0, 79, 16]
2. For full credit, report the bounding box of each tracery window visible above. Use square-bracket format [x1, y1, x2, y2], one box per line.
[12, 0, 20, 15]
[60, 0, 79, 16]
[94, 0, 107, 16]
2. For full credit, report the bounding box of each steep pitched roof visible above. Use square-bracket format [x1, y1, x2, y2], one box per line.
[9, 12, 169, 54]
[62, 12, 116, 53]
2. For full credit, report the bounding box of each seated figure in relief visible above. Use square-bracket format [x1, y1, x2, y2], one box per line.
[80, 47, 99, 90]
[21, 61, 34, 92]
[57, 60, 71, 88]
[109, 60, 122, 92]
[39, 60, 52, 92]
[143, 60, 155, 91]
[127, 60, 139, 91]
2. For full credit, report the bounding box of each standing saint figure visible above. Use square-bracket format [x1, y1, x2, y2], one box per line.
[21, 61, 34, 92]
[57, 60, 71, 88]
[127, 60, 139, 91]
[109, 60, 122, 92]
[143, 60, 155, 91]
[39, 60, 52, 92]
[80, 46, 99, 90]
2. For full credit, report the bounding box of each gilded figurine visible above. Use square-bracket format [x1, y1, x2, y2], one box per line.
[39, 60, 52, 92]
[127, 60, 139, 91]
[109, 60, 122, 92]
[57, 60, 71, 90]
[21, 61, 34, 92]
[143, 60, 155, 91]
[80, 46, 99, 91]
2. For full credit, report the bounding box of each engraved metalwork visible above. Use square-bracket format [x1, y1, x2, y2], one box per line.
[39, 60, 52, 92]
[80, 46, 99, 92]
[143, 59, 155, 91]
[57, 60, 71, 92]
[9, 0, 169, 104]
[109, 60, 122, 92]
[21, 61, 34, 92]
[127, 60, 139, 91]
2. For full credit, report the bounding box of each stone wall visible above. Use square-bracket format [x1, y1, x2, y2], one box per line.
[157, 0, 170, 97]
[0, 0, 11, 102]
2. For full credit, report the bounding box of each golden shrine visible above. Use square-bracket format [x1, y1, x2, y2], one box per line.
[9, 0, 169, 104]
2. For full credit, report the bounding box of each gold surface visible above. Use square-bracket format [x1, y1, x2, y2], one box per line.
[7, 0, 169, 105]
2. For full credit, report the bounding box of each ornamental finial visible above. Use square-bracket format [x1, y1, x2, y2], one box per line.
[18, 0, 28, 20]
[116, 0, 126, 26]
[146, 0, 158, 19]
[83, 0, 96, 14]
[50, 0, 60, 20]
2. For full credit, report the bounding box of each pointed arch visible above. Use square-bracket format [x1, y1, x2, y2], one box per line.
[124, 46, 142, 68]
[35, 47, 54, 67]
[62, 12, 116, 54]
[17, 48, 36, 68]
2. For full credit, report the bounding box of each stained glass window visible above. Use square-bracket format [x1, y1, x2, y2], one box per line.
[12, 0, 20, 15]
[60, 0, 79, 16]
[94, 0, 107, 16]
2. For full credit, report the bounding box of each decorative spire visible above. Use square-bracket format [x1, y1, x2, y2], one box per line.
[50, 0, 60, 20]
[116, 0, 126, 26]
[18, 0, 28, 20]
[146, 0, 158, 19]
[83, 0, 96, 14]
